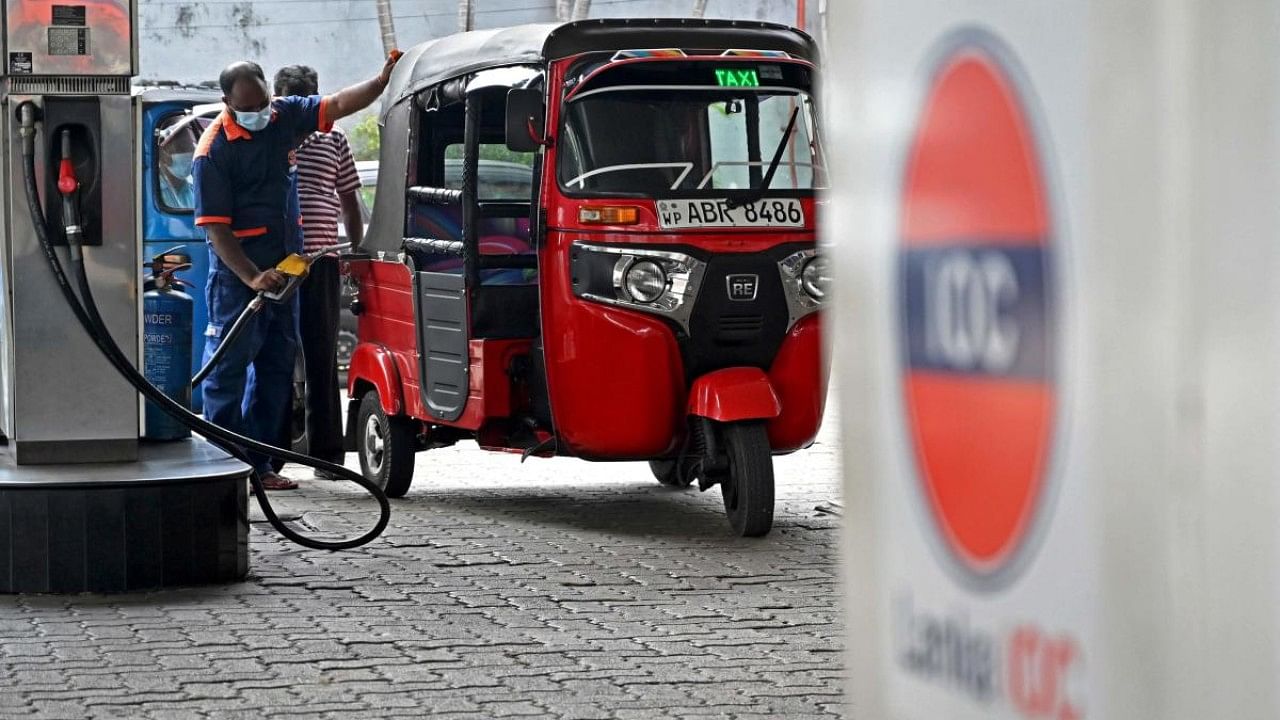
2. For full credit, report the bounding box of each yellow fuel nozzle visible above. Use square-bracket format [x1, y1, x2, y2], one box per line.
[275, 253, 310, 278]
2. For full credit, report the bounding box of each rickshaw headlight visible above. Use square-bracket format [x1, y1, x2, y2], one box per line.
[571, 243, 705, 330]
[624, 260, 668, 303]
[801, 257, 829, 300]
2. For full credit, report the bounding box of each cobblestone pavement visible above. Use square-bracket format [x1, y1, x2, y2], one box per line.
[0, 410, 844, 719]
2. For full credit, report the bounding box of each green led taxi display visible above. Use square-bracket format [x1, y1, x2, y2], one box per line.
[714, 68, 760, 87]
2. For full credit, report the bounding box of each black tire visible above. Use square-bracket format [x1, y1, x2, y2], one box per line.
[335, 329, 357, 371]
[290, 350, 309, 453]
[356, 390, 416, 498]
[719, 421, 775, 537]
[649, 459, 694, 487]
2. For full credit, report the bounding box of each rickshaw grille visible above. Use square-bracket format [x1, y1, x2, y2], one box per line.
[715, 314, 766, 343]
[680, 243, 808, 379]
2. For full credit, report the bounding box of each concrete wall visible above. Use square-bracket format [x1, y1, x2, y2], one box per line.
[138, 0, 815, 98]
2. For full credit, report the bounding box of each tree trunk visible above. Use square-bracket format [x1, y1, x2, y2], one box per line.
[457, 0, 474, 32]
[691, 0, 708, 18]
[374, 0, 397, 54]
[570, 0, 591, 21]
[556, 0, 573, 21]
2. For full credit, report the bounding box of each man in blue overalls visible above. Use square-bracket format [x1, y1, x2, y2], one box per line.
[194, 54, 399, 490]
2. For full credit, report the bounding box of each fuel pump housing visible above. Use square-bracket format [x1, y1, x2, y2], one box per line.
[0, 0, 250, 592]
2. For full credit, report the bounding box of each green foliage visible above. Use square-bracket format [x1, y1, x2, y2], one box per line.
[349, 114, 380, 161]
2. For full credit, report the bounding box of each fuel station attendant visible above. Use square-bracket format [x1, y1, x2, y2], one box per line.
[194, 54, 400, 490]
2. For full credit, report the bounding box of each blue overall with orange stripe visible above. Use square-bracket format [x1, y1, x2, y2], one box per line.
[193, 95, 331, 473]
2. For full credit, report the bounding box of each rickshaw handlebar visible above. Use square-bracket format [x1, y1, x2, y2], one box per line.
[401, 238, 536, 270]
[407, 185, 463, 206]
[404, 237, 464, 257]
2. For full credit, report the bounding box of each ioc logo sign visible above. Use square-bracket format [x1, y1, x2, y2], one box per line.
[898, 41, 1059, 590]
[922, 249, 1020, 374]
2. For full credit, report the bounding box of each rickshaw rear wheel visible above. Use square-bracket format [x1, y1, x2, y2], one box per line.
[719, 421, 775, 537]
[649, 459, 694, 487]
[356, 391, 416, 498]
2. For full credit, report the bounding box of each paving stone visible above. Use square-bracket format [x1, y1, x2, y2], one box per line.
[0, 405, 843, 719]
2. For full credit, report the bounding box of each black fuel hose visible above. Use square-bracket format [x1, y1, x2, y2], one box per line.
[190, 294, 263, 387]
[17, 102, 390, 551]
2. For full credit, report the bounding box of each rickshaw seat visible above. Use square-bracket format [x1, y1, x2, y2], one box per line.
[410, 205, 533, 246]
[409, 205, 536, 280]
[409, 205, 465, 244]
[403, 234, 534, 278]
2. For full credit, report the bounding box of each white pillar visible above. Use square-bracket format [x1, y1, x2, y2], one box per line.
[828, 1, 1280, 717]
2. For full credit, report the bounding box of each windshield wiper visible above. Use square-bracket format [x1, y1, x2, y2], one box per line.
[726, 105, 800, 210]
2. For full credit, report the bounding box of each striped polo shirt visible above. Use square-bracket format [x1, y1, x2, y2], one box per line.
[295, 129, 361, 252]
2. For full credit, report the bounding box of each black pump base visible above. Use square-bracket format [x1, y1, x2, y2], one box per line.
[0, 438, 251, 593]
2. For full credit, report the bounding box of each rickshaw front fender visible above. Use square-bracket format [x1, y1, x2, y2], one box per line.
[688, 368, 782, 423]
[347, 342, 404, 416]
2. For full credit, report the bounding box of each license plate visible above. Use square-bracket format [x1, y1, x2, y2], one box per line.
[656, 198, 805, 229]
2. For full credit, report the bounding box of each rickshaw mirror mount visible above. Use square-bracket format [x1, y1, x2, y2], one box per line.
[506, 87, 547, 152]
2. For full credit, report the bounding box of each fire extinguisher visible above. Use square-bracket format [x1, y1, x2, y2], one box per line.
[142, 248, 194, 440]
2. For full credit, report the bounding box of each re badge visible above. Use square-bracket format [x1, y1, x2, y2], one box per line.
[898, 40, 1059, 590]
[727, 274, 759, 301]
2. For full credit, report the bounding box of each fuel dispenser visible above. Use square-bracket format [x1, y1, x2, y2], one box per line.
[0, 0, 389, 593]
[0, 0, 252, 593]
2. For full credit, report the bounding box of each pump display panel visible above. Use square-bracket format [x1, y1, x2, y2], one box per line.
[5, 0, 134, 76]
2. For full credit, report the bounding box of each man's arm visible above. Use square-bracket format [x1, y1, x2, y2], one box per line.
[324, 52, 402, 123]
[206, 224, 285, 292]
[339, 192, 364, 249]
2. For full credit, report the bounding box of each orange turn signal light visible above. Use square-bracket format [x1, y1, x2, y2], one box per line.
[579, 205, 640, 225]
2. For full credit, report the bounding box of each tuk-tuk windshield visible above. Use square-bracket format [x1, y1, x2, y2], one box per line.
[559, 86, 824, 198]
[155, 114, 210, 213]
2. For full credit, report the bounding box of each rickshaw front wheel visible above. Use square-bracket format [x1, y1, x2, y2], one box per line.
[356, 391, 416, 498]
[719, 421, 775, 537]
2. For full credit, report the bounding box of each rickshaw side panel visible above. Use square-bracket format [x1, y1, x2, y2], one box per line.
[539, 235, 685, 458]
[453, 339, 533, 430]
[766, 312, 827, 453]
[346, 258, 421, 417]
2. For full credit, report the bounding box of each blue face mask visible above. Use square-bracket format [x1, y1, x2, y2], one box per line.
[167, 152, 193, 178]
[234, 106, 272, 132]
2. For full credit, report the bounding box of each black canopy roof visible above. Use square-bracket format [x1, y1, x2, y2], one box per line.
[384, 18, 818, 111]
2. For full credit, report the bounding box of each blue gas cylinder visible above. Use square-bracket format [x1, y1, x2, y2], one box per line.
[143, 281, 193, 440]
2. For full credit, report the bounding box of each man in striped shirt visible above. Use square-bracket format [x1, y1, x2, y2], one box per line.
[275, 65, 363, 476]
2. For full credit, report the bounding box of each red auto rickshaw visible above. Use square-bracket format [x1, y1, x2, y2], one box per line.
[344, 19, 828, 536]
